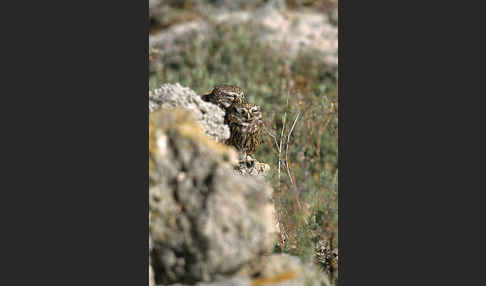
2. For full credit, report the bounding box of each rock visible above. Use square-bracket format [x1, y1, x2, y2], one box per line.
[160, 254, 332, 286]
[255, 9, 338, 67]
[237, 254, 332, 286]
[256, 254, 332, 286]
[263, 0, 287, 12]
[234, 159, 270, 177]
[149, 109, 277, 285]
[165, 278, 249, 286]
[149, 83, 230, 143]
[148, 0, 161, 10]
[208, 0, 276, 11]
[209, 0, 249, 11]
[149, 216, 155, 286]
[149, 264, 155, 286]
[149, 19, 209, 52]
[149, 8, 338, 68]
[149, 83, 270, 178]
[148, 88, 331, 286]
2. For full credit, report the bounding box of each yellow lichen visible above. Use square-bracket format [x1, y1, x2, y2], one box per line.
[149, 108, 238, 164]
[251, 271, 298, 286]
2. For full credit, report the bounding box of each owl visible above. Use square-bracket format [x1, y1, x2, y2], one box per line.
[225, 101, 264, 155]
[201, 85, 246, 110]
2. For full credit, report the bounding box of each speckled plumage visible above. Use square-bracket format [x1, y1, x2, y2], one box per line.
[201, 85, 246, 110]
[201, 85, 264, 156]
[225, 101, 264, 155]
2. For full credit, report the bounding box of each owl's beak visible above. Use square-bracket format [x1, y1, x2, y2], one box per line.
[247, 113, 251, 120]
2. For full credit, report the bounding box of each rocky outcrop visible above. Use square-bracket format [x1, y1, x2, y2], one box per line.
[163, 254, 331, 286]
[149, 83, 269, 177]
[148, 84, 331, 286]
[253, 9, 338, 67]
[233, 159, 270, 177]
[149, 83, 230, 143]
[237, 254, 332, 286]
[149, 217, 156, 286]
[149, 109, 276, 284]
[149, 7, 338, 68]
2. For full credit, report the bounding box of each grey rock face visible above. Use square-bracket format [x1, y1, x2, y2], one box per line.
[149, 220, 155, 286]
[149, 109, 276, 285]
[167, 277, 250, 286]
[149, 83, 270, 178]
[149, 20, 209, 52]
[149, 8, 338, 68]
[149, 83, 230, 143]
[255, 9, 338, 67]
[148, 89, 332, 286]
[161, 254, 332, 286]
[235, 254, 332, 286]
[234, 159, 270, 177]
[149, 264, 155, 286]
[257, 254, 332, 286]
[148, 0, 161, 10]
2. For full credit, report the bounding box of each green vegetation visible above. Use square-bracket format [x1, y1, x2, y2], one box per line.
[149, 16, 338, 285]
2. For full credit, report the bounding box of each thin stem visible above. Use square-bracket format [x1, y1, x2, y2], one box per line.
[284, 112, 300, 185]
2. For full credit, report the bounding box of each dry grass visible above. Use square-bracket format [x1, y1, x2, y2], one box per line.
[149, 7, 338, 284]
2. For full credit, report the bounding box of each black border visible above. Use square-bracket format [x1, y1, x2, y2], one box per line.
[8, 1, 149, 284]
[8, 0, 434, 284]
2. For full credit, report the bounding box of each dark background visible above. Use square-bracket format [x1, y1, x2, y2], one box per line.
[3, 0, 470, 285]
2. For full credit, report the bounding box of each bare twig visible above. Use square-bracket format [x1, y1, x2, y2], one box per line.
[284, 112, 300, 185]
[278, 112, 287, 184]
[288, 112, 300, 140]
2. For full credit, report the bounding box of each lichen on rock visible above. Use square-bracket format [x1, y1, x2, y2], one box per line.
[149, 108, 277, 285]
[149, 83, 230, 143]
[150, 83, 270, 178]
[148, 84, 331, 286]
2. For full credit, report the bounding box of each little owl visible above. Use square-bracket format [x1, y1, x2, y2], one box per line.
[225, 101, 264, 155]
[201, 85, 246, 110]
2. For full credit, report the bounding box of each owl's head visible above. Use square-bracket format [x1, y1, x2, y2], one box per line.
[213, 85, 245, 108]
[234, 104, 260, 121]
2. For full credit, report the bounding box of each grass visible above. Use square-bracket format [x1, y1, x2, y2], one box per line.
[149, 13, 338, 285]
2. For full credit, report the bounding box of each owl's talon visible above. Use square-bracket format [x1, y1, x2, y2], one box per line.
[238, 155, 255, 168]
[245, 159, 255, 168]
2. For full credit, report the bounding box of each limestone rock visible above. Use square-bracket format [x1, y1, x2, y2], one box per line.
[237, 254, 332, 286]
[255, 9, 338, 67]
[148, 90, 331, 286]
[149, 83, 230, 143]
[234, 159, 270, 177]
[149, 20, 209, 53]
[149, 8, 338, 68]
[162, 254, 332, 286]
[149, 264, 155, 286]
[149, 109, 277, 284]
[149, 217, 155, 286]
[165, 277, 249, 286]
[148, 0, 161, 10]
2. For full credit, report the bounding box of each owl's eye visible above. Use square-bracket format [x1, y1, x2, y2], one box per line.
[236, 108, 246, 114]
